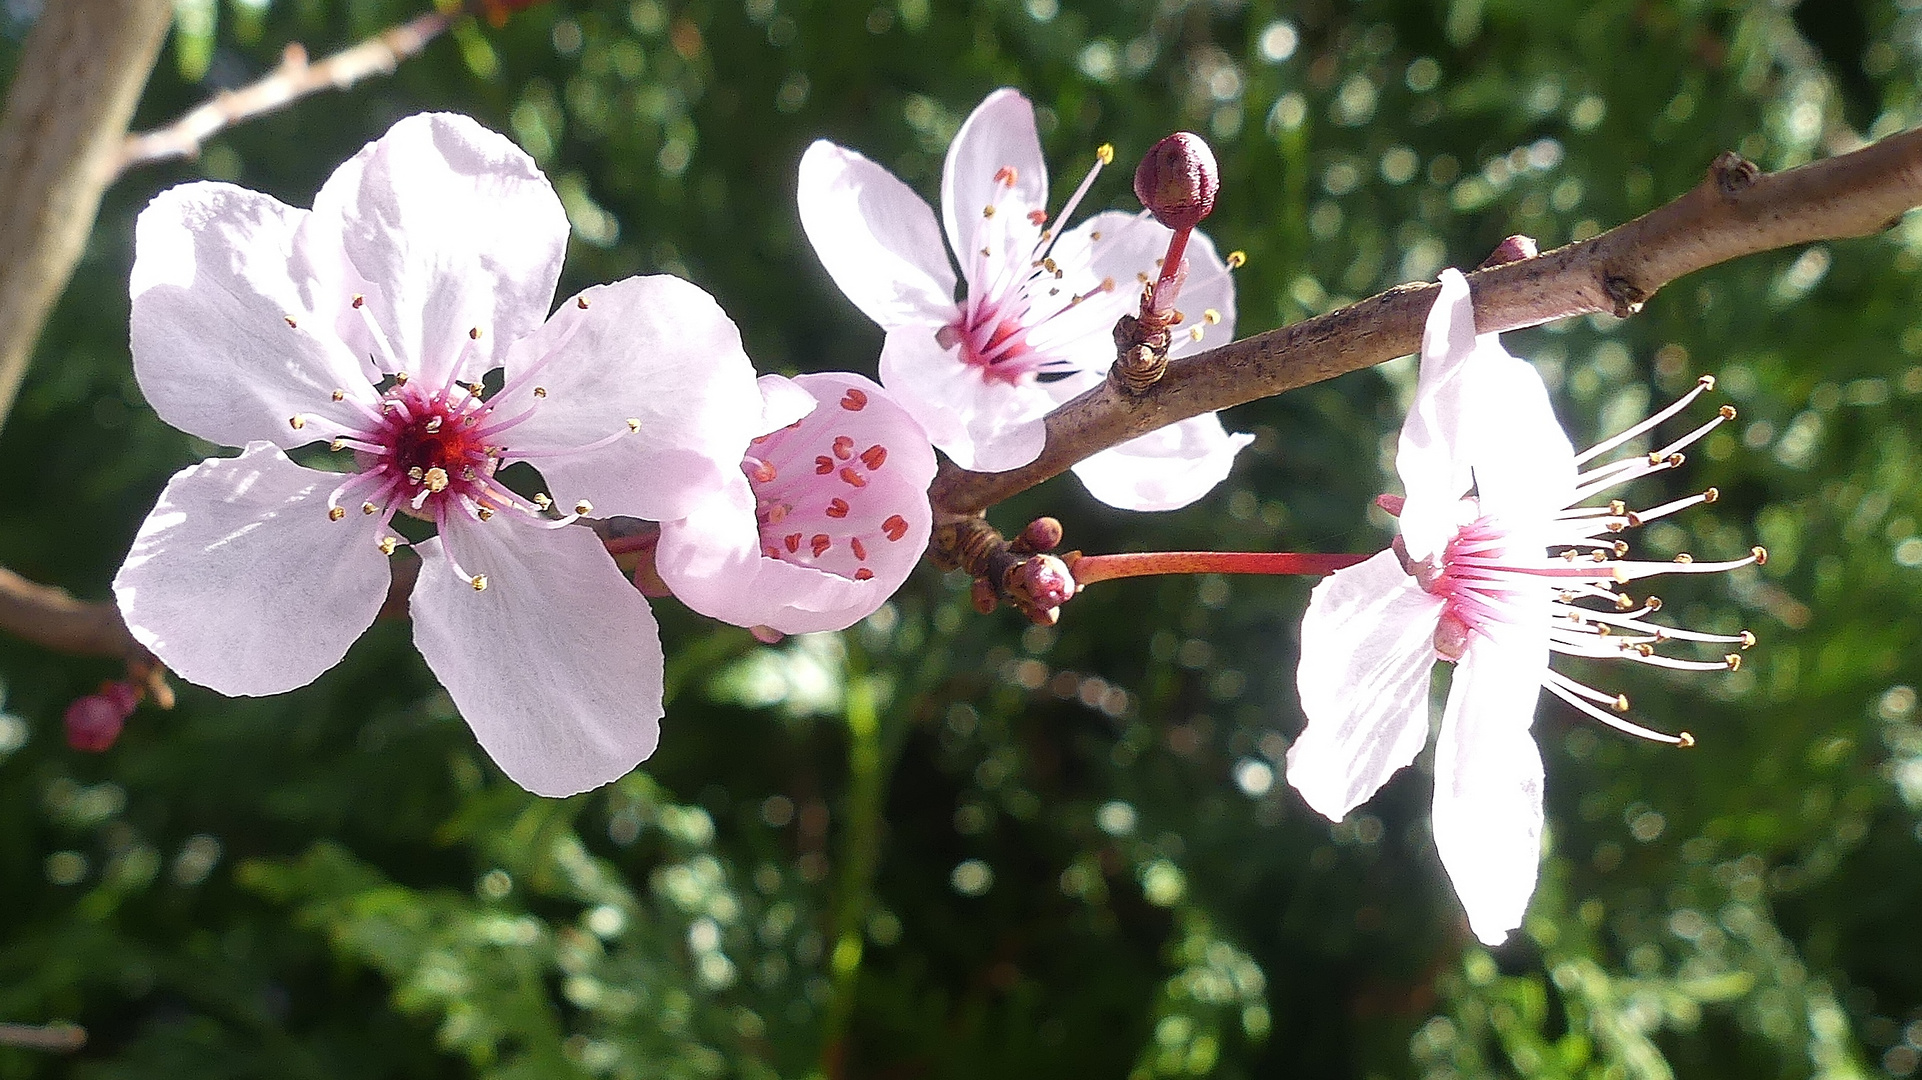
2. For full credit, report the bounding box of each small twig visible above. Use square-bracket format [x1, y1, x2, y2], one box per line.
[116, 11, 452, 176]
[0, 566, 142, 660]
[928, 129, 1922, 526]
[0, 1021, 86, 1052]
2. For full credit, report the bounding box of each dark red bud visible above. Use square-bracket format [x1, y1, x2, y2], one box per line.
[1012, 517, 1064, 555]
[1134, 132, 1219, 232]
[65, 694, 127, 752]
[1009, 554, 1076, 611]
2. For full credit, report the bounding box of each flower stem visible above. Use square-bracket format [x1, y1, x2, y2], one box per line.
[1070, 550, 1368, 586]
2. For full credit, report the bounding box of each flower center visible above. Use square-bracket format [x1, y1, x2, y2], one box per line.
[742, 386, 911, 583]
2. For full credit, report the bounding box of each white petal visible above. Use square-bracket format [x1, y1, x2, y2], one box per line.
[1397, 268, 1478, 559]
[1462, 340, 1578, 527]
[757, 373, 819, 435]
[112, 443, 389, 697]
[412, 520, 663, 798]
[797, 141, 959, 331]
[312, 113, 568, 386]
[877, 325, 1048, 472]
[130, 182, 377, 448]
[941, 88, 1048, 282]
[1071, 412, 1252, 512]
[1431, 626, 1549, 947]
[1287, 550, 1447, 821]
[498, 276, 765, 523]
[1050, 210, 1240, 367]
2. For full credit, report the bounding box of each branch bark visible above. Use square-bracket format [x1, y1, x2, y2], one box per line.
[0, 0, 174, 435]
[116, 12, 452, 175]
[929, 129, 1922, 520]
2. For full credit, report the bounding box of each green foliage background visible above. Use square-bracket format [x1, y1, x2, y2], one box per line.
[3, 0, 1921, 1076]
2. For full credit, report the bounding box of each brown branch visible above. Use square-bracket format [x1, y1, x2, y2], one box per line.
[116, 11, 452, 176]
[929, 129, 1922, 522]
[0, 0, 174, 434]
[0, 1022, 85, 1053]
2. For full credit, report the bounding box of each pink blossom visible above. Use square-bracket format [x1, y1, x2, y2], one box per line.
[112, 113, 766, 797]
[797, 88, 1251, 511]
[1286, 269, 1760, 945]
[655, 372, 936, 634]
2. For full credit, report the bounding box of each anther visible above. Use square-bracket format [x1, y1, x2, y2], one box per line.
[840, 388, 868, 411]
[839, 467, 868, 488]
[288, 415, 305, 430]
[1646, 596, 1664, 611]
[826, 498, 850, 518]
[1096, 144, 1115, 165]
[1724, 653, 1742, 671]
[425, 416, 443, 433]
[1612, 694, 1630, 713]
[352, 294, 365, 308]
[331, 389, 345, 401]
[1612, 541, 1629, 556]
[851, 537, 869, 560]
[1675, 553, 1694, 564]
[982, 205, 997, 219]
[477, 507, 494, 521]
[1203, 309, 1221, 325]
[330, 438, 344, 452]
[1719, 404, 1737, 420]
[1227, 251, 1247, 269]
[394, 372, 409, 385]
[406, 466, 425, 483]
[574, 500, 593, 515]
[284, 315, 298, 328]
[361, 502, 377, 515]
[1703, 487, 1719, 503]
[785, 533, 801, 553]
[533, 387, 547, 398]
[534, 494, 552, 510]
[1615, 593, 1635, 611]
[328, 507, 346, 521]
[1698, 374, 1716, 390]
[423, 467, 449, 493]
[1752, 545, 1769, 565]
[883, 514, 909, 541]
[468, 327, 482, 340]
[854, 568, 875, 581]
[993, 165, 1018, 186]
[471, 575, 488, 592]
[832, 436, 854, 460]
[815, 455, 835, 475]
[577, 296, 590, 309]
[860, 445, 887, 470]
[1609, 500, 1626, 515]
[1677, 732, 1696, 748]
[378, 536, 398, 556]
[1740, 630, 1757, 648]
[1635, 643, 1655, 657]
[810, 534, 831, 557]
[462, 467, 475, 481]
[626, 418, 641, 432]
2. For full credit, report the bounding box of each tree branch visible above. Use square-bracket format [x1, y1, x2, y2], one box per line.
[929, 129, 1922, 522]
[115, 11, 452, 176]
[0, 0, 174, 434]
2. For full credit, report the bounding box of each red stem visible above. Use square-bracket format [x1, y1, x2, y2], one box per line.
[1149, 227, 1192, 318]
[1070, 550, 1370, 586]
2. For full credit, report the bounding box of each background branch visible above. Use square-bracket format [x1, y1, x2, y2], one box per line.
[116, 12, 452, 176]
[929, 128, 1922, 521]
[0, 0, 174, 435]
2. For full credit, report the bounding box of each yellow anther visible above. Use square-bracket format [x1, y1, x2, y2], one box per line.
[534, 493, 552, 510]
[1190, 327, 1205, 342]
[1203, 309, 1221, 325]
[1646, 595, 1663, 611]
[1087, 230, 1099, 241]
[533, 387, 547, 398]
[1226, 251, 1247, 268]
[1724, 653, 1742, 671]
[1635, 643, 1655, 657]
[423, 467, 449, 493]
[284, 315, 298, 328]
[329, 438, 344, 452]
[1719, 404, 1737, 420]
[1612, 541, 1629, 556]
[394, 372, 409, 385]
[425, 416, 443, 433]
[288, 415, 305, 430]
[471, 575, 488, 592]
[476, 506, 494, 521]
[331, 389, 345, 401]
[577, 296, 590, 309]
[1677, 731, 1696, 748]
[377, 536, 397, 556]
[1615, 593, 1635, 611]
[1740, 629, 1757, 649]
[1674, 553, 1694, 564]
[574, 500, 593, 515]
[1609, 499, 1626, 515]
[1697, 374, 1716, 390]
[328, 507, 346, 521]
[1752, 545, 1769, 565]
[361, 502, 377, 515]
[982, 204, 996, 219]
[626, 418, 641, 432]
[468, 327, 482, 340]
[1612, 694, 1630, 713]
[406, 466, 425, 482]
[1096, 143, 1114, 165]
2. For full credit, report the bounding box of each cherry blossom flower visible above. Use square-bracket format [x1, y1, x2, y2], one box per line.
[113, 113, 765, 797]
[655, 372, 936, 635]
[1286, 268, 1761, 945]
[797, 88, 1251, 512]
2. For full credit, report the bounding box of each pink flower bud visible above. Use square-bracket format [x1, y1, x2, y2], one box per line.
[65, 694, 128, 753]
[1133, 132, 1219, 232]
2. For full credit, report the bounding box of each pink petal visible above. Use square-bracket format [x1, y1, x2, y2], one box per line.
[130, 182, 379, 449]
[112, 442, 390, 697]
[495, 276, 766, 524]
[412, 519, 663, 798]
[1431, 625, 1549, 946]
[657, 373, 937, 634]
[757, 373, 819, 435]
[1287, 550, 1447, 821]
[797, 140, 960, 331]
[941, 89, 1048, 292]
[878, 326, 1048, 472]
[1397, 268, 1479, 560]
[1071, 412, 1253, 512]
[311, 113, 568, 388]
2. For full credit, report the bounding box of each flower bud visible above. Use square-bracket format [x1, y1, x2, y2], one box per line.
[1133, 132, 1219, 232]
[65, 692, 129, 752]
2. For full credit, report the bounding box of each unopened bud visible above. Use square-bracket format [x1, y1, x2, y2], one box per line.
[65, 683, 137, 753]
[1007, 554, 1076, 612]
[1133, 132, 1219, 232]
[1012, 517, 1065, 555]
